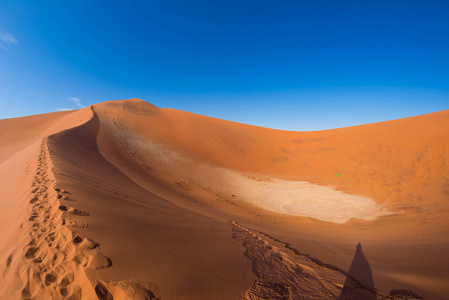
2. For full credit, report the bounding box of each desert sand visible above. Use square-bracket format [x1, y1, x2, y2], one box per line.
[0, 98, 448, 299]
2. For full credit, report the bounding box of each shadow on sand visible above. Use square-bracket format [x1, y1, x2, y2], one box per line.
[338, 243, 377, 300]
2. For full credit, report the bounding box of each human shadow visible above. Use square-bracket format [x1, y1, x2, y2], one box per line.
[338, 243, 377, 300]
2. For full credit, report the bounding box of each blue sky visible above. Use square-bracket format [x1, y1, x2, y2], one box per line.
[1, 0, 448, 130]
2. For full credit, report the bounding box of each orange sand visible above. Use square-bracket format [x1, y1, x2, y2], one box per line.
[0, 99, 448, 299]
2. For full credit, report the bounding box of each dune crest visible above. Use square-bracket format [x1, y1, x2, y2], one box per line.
[0, 138, 98, 299]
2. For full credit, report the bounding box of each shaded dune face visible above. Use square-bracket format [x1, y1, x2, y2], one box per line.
[0, 98, 448, 299]
[43, 108, 256, 299]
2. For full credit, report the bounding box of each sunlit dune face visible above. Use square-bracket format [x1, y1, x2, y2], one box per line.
[108, 121, 391, 223]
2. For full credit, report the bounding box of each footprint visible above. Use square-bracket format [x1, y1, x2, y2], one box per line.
[6, 254, 12, 267]
[44, 272, 57, 286]
[73, 236, 83, 244]
[95, 282, 113, 300]
[58, 206, 89, 216]
[2, 254, 13, 278]
[25, 247, 39, 259]
[86, 239, 100, 249]
[21, 286, 31, 298]
[52, 252, 64, 265]
[90, 253, 113, 270]
[72, 209, 89, 216]
[60, 287, 68, 297]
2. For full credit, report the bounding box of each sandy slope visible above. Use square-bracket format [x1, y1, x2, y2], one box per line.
[0, 98, 448, 299]
[0, 109, 95, 299]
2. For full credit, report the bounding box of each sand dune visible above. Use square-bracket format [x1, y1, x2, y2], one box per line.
[0, 98, 448, 299]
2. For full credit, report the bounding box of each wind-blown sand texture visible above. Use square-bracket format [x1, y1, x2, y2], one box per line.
[0, 98, 448, 299]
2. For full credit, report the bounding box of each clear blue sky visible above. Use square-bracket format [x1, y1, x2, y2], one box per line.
[1, 0, 448, 130]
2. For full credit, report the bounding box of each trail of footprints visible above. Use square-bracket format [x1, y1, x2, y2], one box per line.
[14, 139, 112, 299]
[229, 220, 376, 300]
[229, 222, 424, 300]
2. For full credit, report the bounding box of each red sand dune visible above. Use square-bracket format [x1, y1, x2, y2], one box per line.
[0, 98, 448, 299]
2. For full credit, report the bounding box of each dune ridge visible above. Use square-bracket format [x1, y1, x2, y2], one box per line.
[46, 108, 161, 299]
[1, 108, 161, 299]
[0, 138, 99, 299]
[1, 99, 448, 299]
